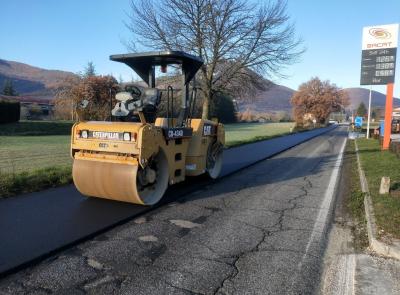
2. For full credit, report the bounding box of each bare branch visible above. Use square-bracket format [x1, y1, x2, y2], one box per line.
[126, 0, 304, 118]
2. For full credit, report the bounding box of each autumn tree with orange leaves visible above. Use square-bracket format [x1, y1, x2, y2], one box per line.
[55, 75, 119, 121]
[291, 77, 348, 126]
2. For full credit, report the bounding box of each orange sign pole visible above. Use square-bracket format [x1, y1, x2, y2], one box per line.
[382, 83, 394, 150]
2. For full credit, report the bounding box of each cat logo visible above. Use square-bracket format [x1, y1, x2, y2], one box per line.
[203, 125, 212, 136]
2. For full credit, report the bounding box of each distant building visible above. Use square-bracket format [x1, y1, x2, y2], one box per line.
[329, 111, 347, 123]
[0, 94, 54, 120]
[393, 107, 400, 119]
[303, 112, 316, 121]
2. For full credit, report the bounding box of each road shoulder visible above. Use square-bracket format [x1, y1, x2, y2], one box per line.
[355, 139, 400, 259]
[321, 139, 400, 295]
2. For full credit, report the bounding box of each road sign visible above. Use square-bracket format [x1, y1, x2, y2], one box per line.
[355, 116, 363, 127]
[380, 120, 385, 136]
[360, 24, 399, 85]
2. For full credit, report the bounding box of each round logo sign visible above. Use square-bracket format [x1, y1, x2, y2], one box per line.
[369, 28, 391, 39]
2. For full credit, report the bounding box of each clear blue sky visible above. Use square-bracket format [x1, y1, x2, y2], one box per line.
[1, 0, 400, 95]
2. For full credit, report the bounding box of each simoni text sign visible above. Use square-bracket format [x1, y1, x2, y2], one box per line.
[360, 24, 399, 85]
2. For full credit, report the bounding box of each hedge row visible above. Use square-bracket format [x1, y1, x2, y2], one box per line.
[0, 100, 20, 123]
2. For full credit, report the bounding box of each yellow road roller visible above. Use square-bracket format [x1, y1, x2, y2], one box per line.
[71, 51, 225, 205]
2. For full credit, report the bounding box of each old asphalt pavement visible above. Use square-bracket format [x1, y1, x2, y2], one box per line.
[0, 126, 347, 294]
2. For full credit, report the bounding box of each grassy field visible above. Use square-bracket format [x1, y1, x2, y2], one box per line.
[1, 122, 295, 174]
[225, 122, 295, 147]
[0, 135, 72, 197]
[0, 121, 296, 197]
[357, 138, 400, 239]
[0, 136, 71, 174]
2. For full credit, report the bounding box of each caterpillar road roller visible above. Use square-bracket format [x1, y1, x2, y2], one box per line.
[71, 51, 225, 205]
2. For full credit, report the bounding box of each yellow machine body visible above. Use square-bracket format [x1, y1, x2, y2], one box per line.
[71, 119, 224, 205]
[71, 51, 225, 205]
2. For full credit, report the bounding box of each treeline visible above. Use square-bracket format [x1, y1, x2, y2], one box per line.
[54, 69, 238, 124]
[0, 80, 20, 124]
[238, 109, 292, 123]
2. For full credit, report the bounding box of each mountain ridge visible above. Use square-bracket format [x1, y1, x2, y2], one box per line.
[239, 85, 400, 114]
[1, 58, 398, 112]
[0, 59, 76, 99]
[343, 87, 400, 110]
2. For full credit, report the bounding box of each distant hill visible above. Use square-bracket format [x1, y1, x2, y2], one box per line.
[239, 85, 400, 114]
[1, 58, 398, 112]
[0, 59, 76, 99]
[238, 82, 294, 113]
[344, 87, 400, 110]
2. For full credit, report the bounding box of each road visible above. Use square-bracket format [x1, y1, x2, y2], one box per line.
[0, 126, 347, 294]
[0, 126, 333, 276]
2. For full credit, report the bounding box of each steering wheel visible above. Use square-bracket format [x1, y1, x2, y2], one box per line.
[125, 85, 142, 98]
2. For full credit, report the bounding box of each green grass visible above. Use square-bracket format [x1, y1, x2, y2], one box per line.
[362, 122, 379, 128]
[0, 166, 72, 197]
[357, 138, 400, 239]
[0, 120, 73, 136]
[224, 122, 295, 147]
[346, 140, 369, 250]
[0, 135, 72, 198]
[0, 136, 71, 174]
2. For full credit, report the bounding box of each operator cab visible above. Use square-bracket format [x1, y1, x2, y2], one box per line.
[110, 51, 203, 127]
[112, 84, 161, 122]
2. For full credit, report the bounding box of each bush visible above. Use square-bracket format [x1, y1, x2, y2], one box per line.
[0, 100, 20, 123]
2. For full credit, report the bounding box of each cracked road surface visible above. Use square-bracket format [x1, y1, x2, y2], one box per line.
[0, 127, 347, 294]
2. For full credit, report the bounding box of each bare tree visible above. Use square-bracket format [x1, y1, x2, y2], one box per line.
[126, 0, 303, 119]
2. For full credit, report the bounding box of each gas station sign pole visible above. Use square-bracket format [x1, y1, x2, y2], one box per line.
[360, 24, 399, 149]
[383, 83, 395, 149]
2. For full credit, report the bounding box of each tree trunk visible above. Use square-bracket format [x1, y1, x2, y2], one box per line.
[202, 93, 210, 119]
